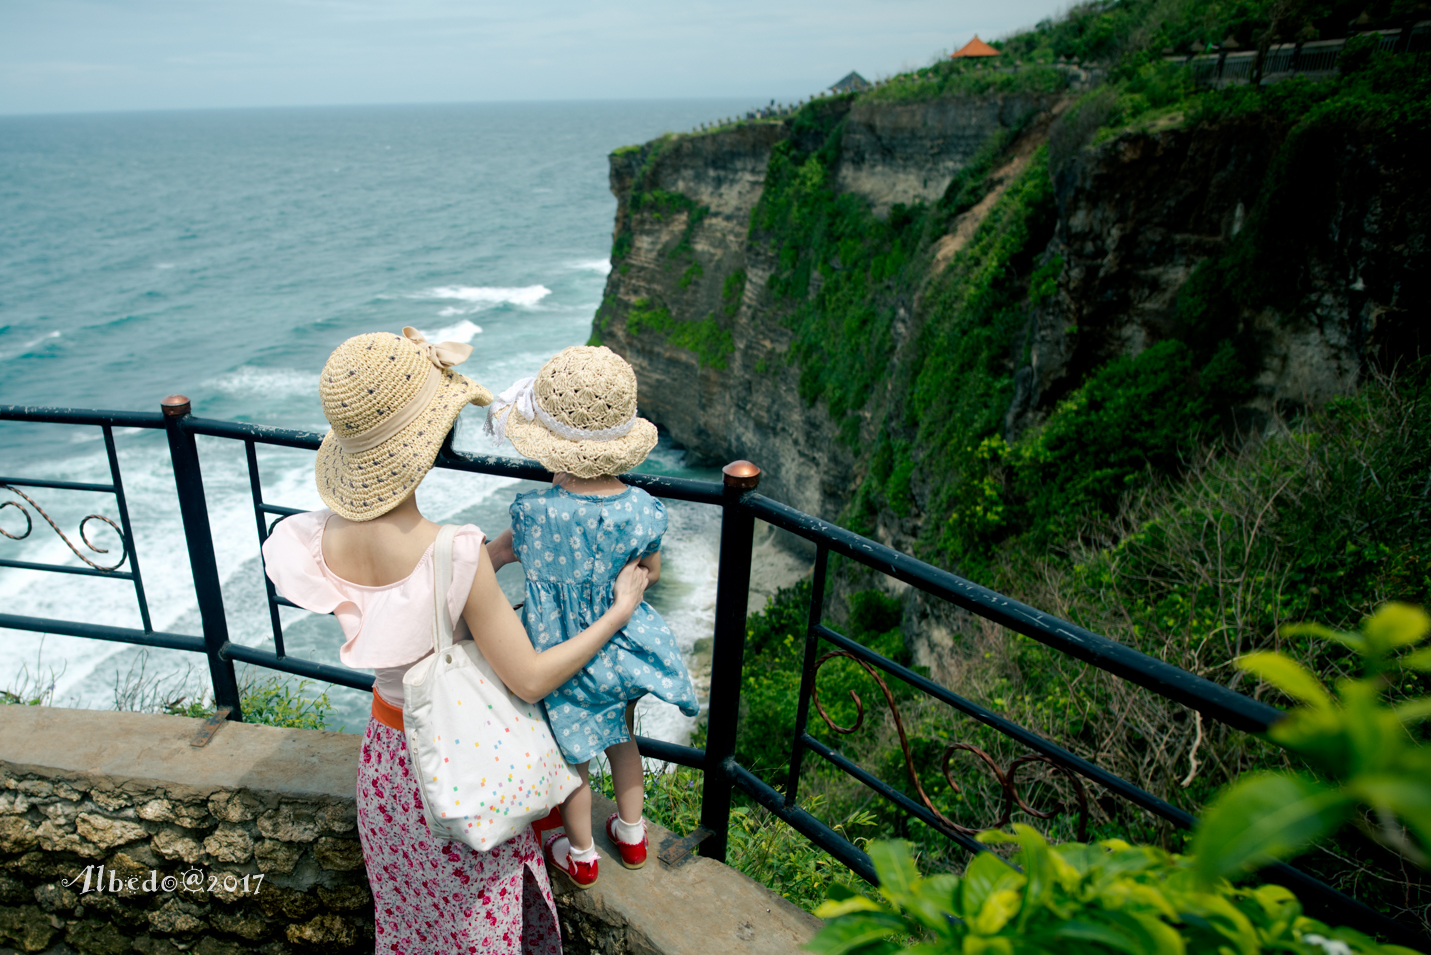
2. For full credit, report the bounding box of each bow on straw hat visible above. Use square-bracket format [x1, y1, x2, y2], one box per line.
[401, 326, 472, 370]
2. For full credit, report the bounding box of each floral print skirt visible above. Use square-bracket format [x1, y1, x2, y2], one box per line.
[356, 718, 563, 954]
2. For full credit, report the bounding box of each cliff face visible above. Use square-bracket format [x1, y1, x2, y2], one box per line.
[1009, 121, 1427, 443]
[836, 96, 1061, 217]
[598, 94, 1063, 519]
[596, 94, 1427, 544]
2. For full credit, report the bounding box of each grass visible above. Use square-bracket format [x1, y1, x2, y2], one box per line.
[3, 649, 337, 732]
[725, 368, 1431, 928]
[864, 62, 1072, 104]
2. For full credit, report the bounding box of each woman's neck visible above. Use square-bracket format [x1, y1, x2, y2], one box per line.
[553, 473, 626, 497]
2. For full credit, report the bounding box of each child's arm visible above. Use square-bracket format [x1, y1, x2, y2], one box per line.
[638, 550, 660, 584]
[485, 528, 518, 571]
[462, 556, 650, 704]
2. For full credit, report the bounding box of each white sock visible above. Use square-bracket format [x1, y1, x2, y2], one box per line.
[558, 836, 599, 864]
[615, 814, 644, 844]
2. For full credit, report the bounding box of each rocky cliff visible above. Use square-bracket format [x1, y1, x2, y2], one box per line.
[594, 89, 1428, 558]
[1011, 119, 1426, 441]
[596, 93, 1065, 521]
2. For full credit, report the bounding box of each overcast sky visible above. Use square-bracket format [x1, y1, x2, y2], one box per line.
[1, 0, 1065, 116]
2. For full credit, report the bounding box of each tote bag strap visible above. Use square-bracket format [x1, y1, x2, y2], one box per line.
[430, 524, 458, 655]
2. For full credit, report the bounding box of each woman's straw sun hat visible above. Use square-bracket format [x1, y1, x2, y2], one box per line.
[316, 327, 493, 521]
[485, 345, 657, 478]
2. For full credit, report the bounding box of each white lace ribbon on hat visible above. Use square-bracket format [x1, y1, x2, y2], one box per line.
[333, 328, 472, 454]
[484, 376, 638, 446]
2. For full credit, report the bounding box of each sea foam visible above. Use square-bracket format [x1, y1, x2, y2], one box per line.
[212, 366, 316, 399]
[421, 319, 483, 343]
[419, 285, 551, 313]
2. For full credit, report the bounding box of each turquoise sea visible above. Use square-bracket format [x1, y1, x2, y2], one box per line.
[0, 100, 775, 740]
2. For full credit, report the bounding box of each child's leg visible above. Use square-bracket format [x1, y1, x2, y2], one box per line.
[559, 761, 594, 852]
[606, 700, 644, 833]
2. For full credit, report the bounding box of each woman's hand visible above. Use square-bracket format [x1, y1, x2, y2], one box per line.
[610, 559, 650, 619]
[465, 555, 648, 704]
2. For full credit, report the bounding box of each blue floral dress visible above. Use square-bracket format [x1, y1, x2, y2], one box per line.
[511, 485, 700, 764]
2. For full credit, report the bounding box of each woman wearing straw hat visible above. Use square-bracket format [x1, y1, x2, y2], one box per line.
[263, 328, 652, 954]
[485, 345, 700, 888]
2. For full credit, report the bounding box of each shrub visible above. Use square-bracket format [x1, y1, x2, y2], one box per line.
[1193, 604, 1431, 885]
[807, 605, 1430, 954]
[808, 833, 1423, 955]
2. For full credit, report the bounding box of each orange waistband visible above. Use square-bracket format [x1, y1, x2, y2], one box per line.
[371, 691, 404, 733]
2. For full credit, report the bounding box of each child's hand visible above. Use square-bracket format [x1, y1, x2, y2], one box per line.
[486, 528, 518, 571]
[612, 559, 651, 616]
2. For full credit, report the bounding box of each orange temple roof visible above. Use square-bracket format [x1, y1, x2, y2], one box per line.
[951, 35, 1001, 58]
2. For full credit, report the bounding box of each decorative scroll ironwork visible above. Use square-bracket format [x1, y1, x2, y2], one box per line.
[0, 484, 129, 572]
[812, 650, 1089, 840]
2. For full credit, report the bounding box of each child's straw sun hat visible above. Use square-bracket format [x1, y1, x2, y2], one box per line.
[485, 345, 657, 478]
[316, 327, 493, 521]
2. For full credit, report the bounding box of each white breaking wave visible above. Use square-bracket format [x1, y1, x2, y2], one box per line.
[211, 366, 316, 399]
[421, 319, 483, 342]
[569, 259, 612, 275]
[418, 285, 551, 313]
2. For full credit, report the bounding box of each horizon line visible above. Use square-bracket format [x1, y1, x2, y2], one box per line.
[0, 91, 852, 121]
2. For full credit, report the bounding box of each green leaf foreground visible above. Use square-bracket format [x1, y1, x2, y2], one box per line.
[808, 834, 1423, 955]
[807, 604, 1431, 953]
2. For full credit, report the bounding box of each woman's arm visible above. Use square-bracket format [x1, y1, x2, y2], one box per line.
[637, 550, 660, 584]
[485, 528, 517, 571]
[462, 556, 649, 704]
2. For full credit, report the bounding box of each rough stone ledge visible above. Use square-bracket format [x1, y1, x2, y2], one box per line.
[1, 706, 818, 954]
[557, 792, 819, 955]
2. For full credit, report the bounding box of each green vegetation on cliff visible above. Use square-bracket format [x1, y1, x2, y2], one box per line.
[625, 297, 734, 369]
[601, 138, 742, 370]
[750, 102, 922, 442]
[754, 42, 1431, 583]
[741, 4, 1426, 933]
[595, 0, 1431, 929]
[733, 368, 1429, 921]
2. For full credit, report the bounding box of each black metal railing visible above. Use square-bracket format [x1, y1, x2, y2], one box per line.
[1174, 24, 1431, 87]
[0, 398, 1423, 947]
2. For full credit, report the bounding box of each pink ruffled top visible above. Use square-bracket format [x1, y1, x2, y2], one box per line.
[261, 509, 485, 709]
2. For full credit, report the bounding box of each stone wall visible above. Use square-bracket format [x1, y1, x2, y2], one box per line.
[0, 705, 819, 955]
[0, 707, 370, 955]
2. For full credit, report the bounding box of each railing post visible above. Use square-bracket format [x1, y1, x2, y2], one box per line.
[699, 460, 761, 861]
[161, 395, 243, 721]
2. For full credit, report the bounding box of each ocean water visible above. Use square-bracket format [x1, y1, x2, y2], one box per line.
[0, 100, 801, 742]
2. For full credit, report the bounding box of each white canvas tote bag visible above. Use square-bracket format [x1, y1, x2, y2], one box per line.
[403, 525, 581, 850]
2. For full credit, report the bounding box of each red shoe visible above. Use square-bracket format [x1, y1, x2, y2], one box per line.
[605, 813, 648, 870]
[531, 806, 564, 841]
[544, 832, 599, 888]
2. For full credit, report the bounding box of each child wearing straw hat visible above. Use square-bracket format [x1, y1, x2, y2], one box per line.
[485, 345, 700, 887]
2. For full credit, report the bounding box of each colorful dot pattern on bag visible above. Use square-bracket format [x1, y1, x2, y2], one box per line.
[414, 680, 578, 850]
[405, 525, 580, 852]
